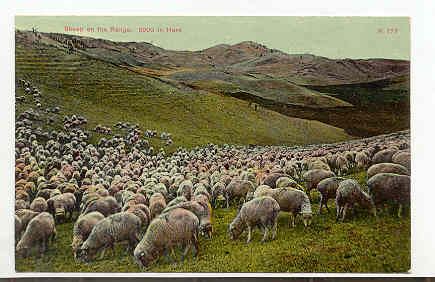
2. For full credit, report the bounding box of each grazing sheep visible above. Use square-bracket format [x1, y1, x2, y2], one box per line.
[275, 177, 297, 189]
[30, 197, 48, 212]
[261, 173, 289, 188]
[224, 180, 255, 208]
[372, 149, 397, 165]
[255, 187, 312, 227]
[162, 200, 213, 238]
[16, 212, 56, 258]
[335, 155, 349, 176]
[47, 192, 76, 222]
[366, 173, 411, 217]
[15, 199, 29, 210]
[81, 196, 119, 217]
[335, 179, 376, 222]
[149, 193, 166, 219]
[367, 163, 409, 180]
[78, 212, 142, 262]
[355, 151, 370, 169]
[316, 177, 347, 215]
[127, 205, 150, 230]
[303, 169, 336, 198]
[177, 180, 193, 201]
[134, 207, 200, 268]
[228, 196, 280, 244]
[15, 209, 40, 231]
[71, 211, 105, 261]
[391, 151, 411, 172]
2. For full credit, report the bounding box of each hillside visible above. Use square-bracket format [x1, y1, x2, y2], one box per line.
[15, 31, 354, 152]
[15, 29, 410, 142]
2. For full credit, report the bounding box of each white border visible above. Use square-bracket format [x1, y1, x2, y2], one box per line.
[2, 0, 434, 277]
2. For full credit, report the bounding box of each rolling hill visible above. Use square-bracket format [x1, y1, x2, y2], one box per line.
[15, 29, 410, 149]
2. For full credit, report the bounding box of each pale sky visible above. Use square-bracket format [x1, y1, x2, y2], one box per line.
[15, 16, 410, 60]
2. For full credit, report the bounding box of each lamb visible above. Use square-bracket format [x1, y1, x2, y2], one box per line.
[71, 211, 105, 261]
[224, 179, 255, 208]
[30, 197, 48, 212]
[149, 193, 166, 219]
[228, 196, 280, 244]
[335, 179, 376, 222]
[316, 177, 347, 215]
[16, 212, 56, 258]
[78, 212, 142, 262]
[302, 169, 336, 198]
[133, 207, 200, 269]
[366, 173, 410, 217]
[254, 187, 312, 227]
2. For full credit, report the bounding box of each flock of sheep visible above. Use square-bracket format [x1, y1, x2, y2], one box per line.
[14, 78, 411, 270]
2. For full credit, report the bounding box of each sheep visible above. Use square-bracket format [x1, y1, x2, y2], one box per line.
[391, 151, 411, 172]
[275, 176, 297, 189]
[78, 212, 142, 262]
[133, 207, 200, 269]
[81, 196, 119, 217]
[224, 179, 255, 208]
[149, 193, 166, 219]
[177, 180, 193, 200]
[366, 173, 411, 217]
[162, 200, 213, 238]
[316, 177, 347, 215]
[47, 192, 76, 222]
[15, 209, 40, 231]
[126, 205, 150, 230]
[372, 149, 398, 165]
[228, 196, 280, 244]
[367, 163, 410, 180]
[16, 212, 56, 258]
[71, 211, 105, 261]
[335, 155, 349, 176]
[355, 151, 370, 169]
[335, 179, 376, 222]
[15, 199, 29, 210]
[302, 169, 336, 199]
[261, 173, 289, 188]
[30, 197, 48, 212]
[254, 187, 312, 227]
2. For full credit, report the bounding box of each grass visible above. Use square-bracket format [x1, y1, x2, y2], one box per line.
[15, 170, 410, 273]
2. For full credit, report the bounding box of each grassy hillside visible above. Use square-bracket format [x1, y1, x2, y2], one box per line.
[15, 170, 410, 273]
[15, 38, 354, 153]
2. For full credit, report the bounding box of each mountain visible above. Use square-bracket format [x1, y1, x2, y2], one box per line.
[15, 30, 410, 145]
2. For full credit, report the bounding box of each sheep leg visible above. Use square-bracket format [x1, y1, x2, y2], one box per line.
[246, 225, 252, 244]
[341, 204, 349, 222]
[39, 239, 46, 257]
[226, 197, 229, 209]
[193, 233, 200, 263]
[99, 247, 107, 260]
[291, 213, 296, 228]
[398, 204, 403, 218]
[271, 219, 278, 240]
[181, 243, 192, 262]
[318, 196, 323, 216]
[261, 226, 269, 243]
[336, 205, 342, 222]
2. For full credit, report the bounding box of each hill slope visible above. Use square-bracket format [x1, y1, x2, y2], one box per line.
[15, 32, 354, 152]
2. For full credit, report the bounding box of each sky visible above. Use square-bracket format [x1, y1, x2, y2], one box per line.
[15, 16, 410, 60]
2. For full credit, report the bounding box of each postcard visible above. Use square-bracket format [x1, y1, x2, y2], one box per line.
[13, 15, 412, 273]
